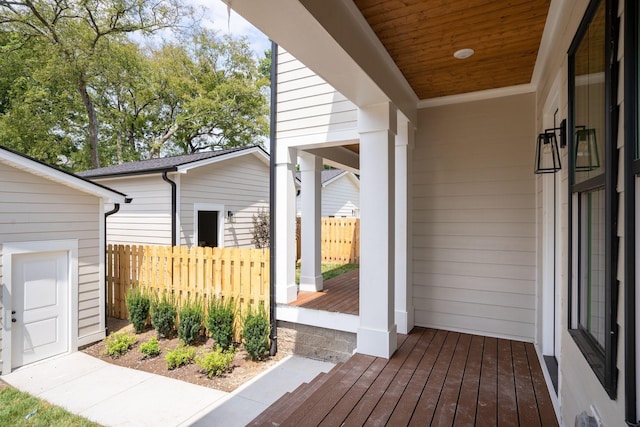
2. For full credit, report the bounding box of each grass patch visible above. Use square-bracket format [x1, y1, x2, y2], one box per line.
[0, 385, 99, 426]
[296, 263, 359, 284]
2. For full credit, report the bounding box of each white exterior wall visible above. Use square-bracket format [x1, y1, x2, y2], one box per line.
[0, 162, 104, 369]
[321, 174, 360, 217]
[179, 154, 269, 247]
[277, 49, 358, 145]
[413, 93, 537, 342]
[98, 175, 172, 246]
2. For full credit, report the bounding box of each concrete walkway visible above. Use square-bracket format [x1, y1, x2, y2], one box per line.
[2, 352, 334, 427]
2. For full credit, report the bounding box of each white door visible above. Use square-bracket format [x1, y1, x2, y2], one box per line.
[11, 251, 69, 368]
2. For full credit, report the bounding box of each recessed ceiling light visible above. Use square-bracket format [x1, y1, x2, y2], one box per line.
[453, 48, 475, 59]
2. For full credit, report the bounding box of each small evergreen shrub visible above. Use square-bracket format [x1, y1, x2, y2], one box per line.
[178, 297, 204, 345]
[242, 304, 270, 361]
[126, 286, 150, 333]
[206, 296, 235, 349]
[196, 346, 236, 378]
[165, 345, 196, 370]
[151, 293, 177, 339]
[103, 332, 137, 358]
[251, 208, 270, 248]
[139, 337, 161, 358]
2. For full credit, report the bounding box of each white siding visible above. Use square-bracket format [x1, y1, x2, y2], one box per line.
[412, 93, 536, 342]
[321, 174, 360, 217]
[179, 154, 269, 248]
[96, 175, 172, 246]
[277, 49, 358, 144]
[0, 162, 104, 368]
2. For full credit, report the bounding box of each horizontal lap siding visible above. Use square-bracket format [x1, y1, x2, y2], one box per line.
[322, 175, 360, 217]
[413, 94, 536, 341]
[96, 175, 172, 246]
[277, 49, 357, 143]
[0, 162, 103, 357]
[179, 154, 269, 248]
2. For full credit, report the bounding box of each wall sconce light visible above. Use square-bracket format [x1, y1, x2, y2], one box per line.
[226, 210, 234, 223]
[534, 119, 565, 174]
[574, 126, 600, 171]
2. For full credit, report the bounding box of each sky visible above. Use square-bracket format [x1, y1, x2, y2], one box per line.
[189, 0, 271, 58]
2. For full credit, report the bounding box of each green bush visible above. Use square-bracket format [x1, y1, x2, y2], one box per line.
[103, 332, 137, 358]
[139, 337, 161, 358]
[206, 296, 236, 349]
[196, 346, 236, 378]
[151, 293, 177, 339]
[178, 297, 204, 345]
[165, 345, 196, 370]
[242, 304, 270, 361]
[126, 286, 150, 333]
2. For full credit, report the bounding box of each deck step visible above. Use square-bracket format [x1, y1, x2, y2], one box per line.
[248, 364, 342, 426]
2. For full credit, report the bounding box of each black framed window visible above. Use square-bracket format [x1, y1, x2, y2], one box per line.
[568, 0, 619, 398]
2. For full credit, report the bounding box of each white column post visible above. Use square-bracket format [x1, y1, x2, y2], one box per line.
[275, 145, 298, 303]
[298, 151, 323, 292]
[395, 113, 415, 334]
[357, 102, 397, 358]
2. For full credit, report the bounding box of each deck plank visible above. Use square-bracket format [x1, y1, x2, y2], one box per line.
[497, 339, 519, 427]
[289, 269, 359, 314]
[525, 343, 559, 427]
[512, 341, 542, 427]
[408, 331, 460, 426]
[477, 336, 498, 425]
[453, 334, 484, 426]
[432, 333, 472, 426]
[387, 329, 448, 426]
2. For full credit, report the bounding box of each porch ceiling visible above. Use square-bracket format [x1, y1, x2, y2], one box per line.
[353, 0, 552, 99]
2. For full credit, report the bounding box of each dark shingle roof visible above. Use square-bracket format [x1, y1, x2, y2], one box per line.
[78, 145, 265, 178]
[295, 169, 350, 184]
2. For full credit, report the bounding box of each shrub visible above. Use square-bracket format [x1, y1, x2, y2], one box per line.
[139, 337, 161, 359]
[151, 293, 177, 339]
[126, 286, 150, 333]
[103, 332, 137, 358]
[206, 296, 235, 349]
[178, 297, 204, 345]
[196, 346, 236, 378]
[242, 304, 270, 361]
[165, 345, 196, 370]
[251, 208, 270, 248]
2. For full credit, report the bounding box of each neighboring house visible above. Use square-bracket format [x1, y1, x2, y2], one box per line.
[79, 146, 269, 248]
[296, 169, 360, 217]
[0, 146, 127, 374]
[230, 0, 640, 425]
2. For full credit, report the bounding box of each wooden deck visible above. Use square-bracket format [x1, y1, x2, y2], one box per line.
[289, 268, 359, 315]
[250, 328, 558, 426]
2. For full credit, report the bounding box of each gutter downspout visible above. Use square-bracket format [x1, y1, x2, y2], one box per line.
[162, 171, 177, 247]
[104, 198, 131, 335]
[269, 41, 278, 356]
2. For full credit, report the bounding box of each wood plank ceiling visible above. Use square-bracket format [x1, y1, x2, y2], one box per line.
[353, 0, 552, 100]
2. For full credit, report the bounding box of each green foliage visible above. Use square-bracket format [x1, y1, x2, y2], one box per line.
[165, 345, 196, 370]
[177, 298, 204, 345]
[242, 304, 270, 361]
[126, 286, 151, 333]
[151, 293, 177, 339]
[0, 386, 99, 426]
[196, 346, 236, 378]
[251, 209, 270, 249]
[103, 332, 137, 358]
[206, 296, 236, 349]
[139, 337, 161, 359]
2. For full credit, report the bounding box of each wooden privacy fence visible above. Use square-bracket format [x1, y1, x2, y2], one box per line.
[106, 245, 269, 320]
[321, 218, 360, 264]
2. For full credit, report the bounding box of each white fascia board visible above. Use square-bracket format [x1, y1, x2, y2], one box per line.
[417, 84, 537, 109]
[321, 170, 348, 188]
[0, 150, 127, 203]
[176, 147, 270, 173]
[228, 0, 418, 123]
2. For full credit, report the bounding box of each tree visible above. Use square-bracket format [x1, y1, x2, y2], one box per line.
[0, 0, 187, 168]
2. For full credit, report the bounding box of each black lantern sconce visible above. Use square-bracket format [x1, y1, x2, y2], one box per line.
[574, 126, 600, 171]
[534, 119, 565, 174]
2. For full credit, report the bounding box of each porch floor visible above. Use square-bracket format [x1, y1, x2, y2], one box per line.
[289, 268, 359, 315]
[250, 328, 558, 426]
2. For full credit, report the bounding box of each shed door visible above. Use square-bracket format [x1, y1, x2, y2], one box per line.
[11, 251, 69, 368]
